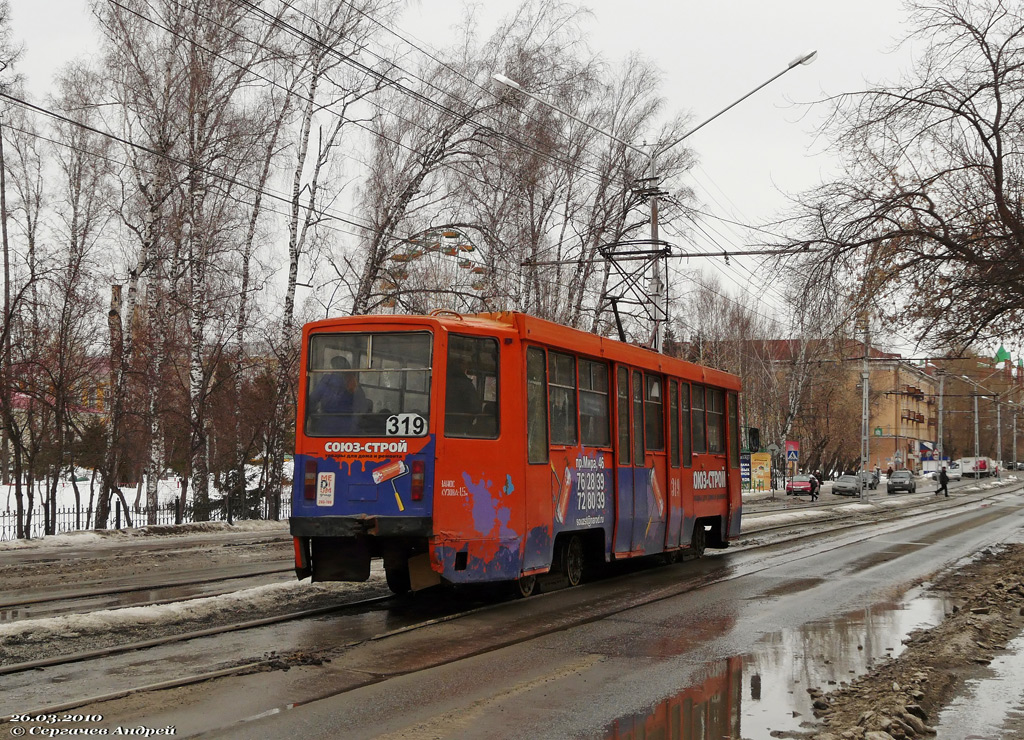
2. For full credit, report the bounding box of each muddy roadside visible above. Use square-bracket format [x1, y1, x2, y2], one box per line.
[782, 542, 1024, 740]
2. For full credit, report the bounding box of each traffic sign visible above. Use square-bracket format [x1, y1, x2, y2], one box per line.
[785, 440, 800, 462]
[766, 443, 780, 455]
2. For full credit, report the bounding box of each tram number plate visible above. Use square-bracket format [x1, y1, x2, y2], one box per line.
[385, 413, 427, 437]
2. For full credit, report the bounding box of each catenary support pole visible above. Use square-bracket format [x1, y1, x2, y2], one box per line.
[937, 372, 945, 468]
[860, 322, 870, 501]
[997, 396, 1002, 479]
[974, 394, 981, 479]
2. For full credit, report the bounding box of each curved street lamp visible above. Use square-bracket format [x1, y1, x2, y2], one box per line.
[492, 49, 818, 351]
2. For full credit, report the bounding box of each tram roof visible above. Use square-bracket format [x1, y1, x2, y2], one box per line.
[303, 311, 740, 391]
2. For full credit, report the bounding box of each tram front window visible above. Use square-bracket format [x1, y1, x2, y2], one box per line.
[306, 332, 432, 437]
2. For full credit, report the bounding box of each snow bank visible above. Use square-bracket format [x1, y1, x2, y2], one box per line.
[0, 519, 288, 551]
[0, 579, 370, 644]
[0, 531, 109, 551]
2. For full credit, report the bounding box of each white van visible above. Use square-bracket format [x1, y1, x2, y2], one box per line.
[926, 461, 962, 481]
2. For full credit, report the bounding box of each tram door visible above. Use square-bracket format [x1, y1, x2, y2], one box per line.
[613, 366, 635, 554]
[629, 370, 650, 550]
[632, 371, 668, 552]
[612, 366, 666, 555]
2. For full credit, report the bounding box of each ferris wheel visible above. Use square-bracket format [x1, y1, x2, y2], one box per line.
[376, 227, 490, 312]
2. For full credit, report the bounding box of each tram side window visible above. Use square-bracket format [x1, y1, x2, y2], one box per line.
[617, 367, 630, 465]
[669, 380, 680, 468]
[526, 347, 548, 463]
[692, 384, 706, 454]
[728, 392, 740, 469]
[644, 374, 664, 450]
[548, 351, 578, 446]
[631, 371, 644, 464]
[445, 335, 499, 438]
[579, 359, 610, 447]
[681, 382, 692, 466]
[707, 388, 725, 454]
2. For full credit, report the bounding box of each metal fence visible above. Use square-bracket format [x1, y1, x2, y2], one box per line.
[0, 497, 292, 542]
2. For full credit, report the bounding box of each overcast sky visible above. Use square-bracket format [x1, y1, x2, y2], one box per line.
[7, 0, 918, 342]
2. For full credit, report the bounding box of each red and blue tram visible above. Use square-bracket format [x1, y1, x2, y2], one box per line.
[290, 311, 742, 595]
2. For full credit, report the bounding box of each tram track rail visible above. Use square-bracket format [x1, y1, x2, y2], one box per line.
[740, 480, 1020, 540]
[0, 592, 397, 678]
[0, 564, 295, 612]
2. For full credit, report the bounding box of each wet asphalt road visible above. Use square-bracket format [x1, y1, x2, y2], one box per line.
[42, 486, 1024, 740]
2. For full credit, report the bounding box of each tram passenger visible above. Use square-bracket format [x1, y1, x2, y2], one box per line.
[445, 355, 481, 435]
[310, 356, 369, 434]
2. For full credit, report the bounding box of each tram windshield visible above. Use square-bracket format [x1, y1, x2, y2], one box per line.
[305, 332, 432, 437]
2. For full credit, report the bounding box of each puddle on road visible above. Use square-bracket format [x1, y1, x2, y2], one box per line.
[934, 633, 1024, 739]
[605, 586, 951, 739]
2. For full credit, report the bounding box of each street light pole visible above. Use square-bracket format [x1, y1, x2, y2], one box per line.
[492, 48, 817, 352]
[860, 321, 870, 501]
[974, 393, 981, 479]
[996, 395, 1002, 478]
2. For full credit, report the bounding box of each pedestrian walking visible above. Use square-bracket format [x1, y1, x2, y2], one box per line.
[937, 466, 949, 497]
[809, 473, 820, 501]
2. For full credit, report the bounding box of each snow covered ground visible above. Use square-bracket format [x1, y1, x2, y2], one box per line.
[0, 463, 295, 540]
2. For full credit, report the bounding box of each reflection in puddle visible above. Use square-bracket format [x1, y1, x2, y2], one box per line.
[605, 586, 950, 739]
[935, 633, 1024, 739]
[743, 587, 950, 737]
[607, 658, 742, 739]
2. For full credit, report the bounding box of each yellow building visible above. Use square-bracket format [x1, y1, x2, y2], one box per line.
[866, 359, 939, 472]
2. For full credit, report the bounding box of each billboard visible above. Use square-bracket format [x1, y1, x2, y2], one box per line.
[751, 452, 772, 492]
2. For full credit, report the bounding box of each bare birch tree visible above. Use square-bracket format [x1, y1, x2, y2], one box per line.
[776, 0, 1024, 351]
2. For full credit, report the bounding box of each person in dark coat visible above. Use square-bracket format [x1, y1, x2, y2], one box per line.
[937, 466, 949, 497]
[809, 473, 820, 501]
[310, 356, 369, 434]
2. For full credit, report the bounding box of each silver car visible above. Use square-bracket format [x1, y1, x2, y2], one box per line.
[832, 474, 862, 496]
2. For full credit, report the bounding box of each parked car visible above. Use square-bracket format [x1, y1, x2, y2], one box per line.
[786, 474, 815, 496]
[832, 474, 863, 496]
[887, 469, 917, 494]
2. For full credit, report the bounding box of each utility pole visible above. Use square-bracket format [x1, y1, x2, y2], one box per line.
[1014, 411, 1018, 470]
[894, 366, 901, 471]
[937, 372, 945, 468]
[974, 393, 981, 480]
[646, 151, 666, 352]
[860, 321, 870, 500]
[996, 396, 1002, 479]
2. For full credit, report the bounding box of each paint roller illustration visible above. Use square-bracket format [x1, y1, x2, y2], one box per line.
[645, 468, 665, 538]
[555, 465, 572, 524]
[373, 460, 409, 512]
[650, 469, 665, 518]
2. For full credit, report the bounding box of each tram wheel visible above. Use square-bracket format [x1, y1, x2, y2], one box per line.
[690, 523, 706, 559]
[562, 535, 585, 587]
[385, 566, 411, 595]
[513, 574, 537, 598]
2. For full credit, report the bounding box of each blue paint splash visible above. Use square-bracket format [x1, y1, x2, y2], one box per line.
[464, 471, 517, 539]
